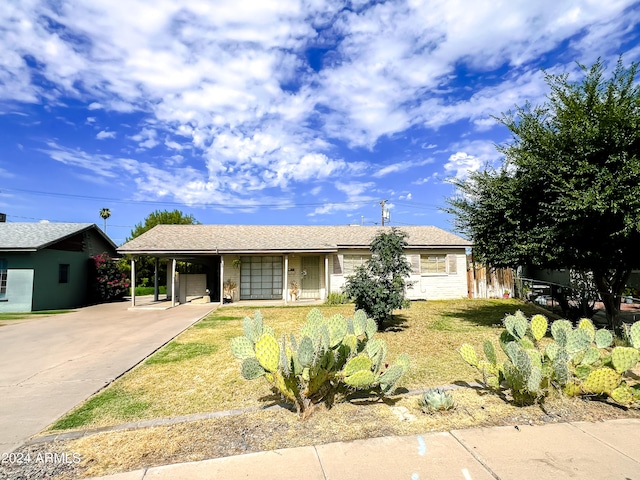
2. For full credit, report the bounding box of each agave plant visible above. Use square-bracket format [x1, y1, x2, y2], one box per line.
[419, 388, 455, 413]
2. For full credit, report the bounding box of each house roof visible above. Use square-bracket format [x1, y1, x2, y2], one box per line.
[0, 222, 116, 252]
[117, 225, 471, 256]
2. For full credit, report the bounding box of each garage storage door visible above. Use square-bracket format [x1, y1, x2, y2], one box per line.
[240, 256, 283, 300]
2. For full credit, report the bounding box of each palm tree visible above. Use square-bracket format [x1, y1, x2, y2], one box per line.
[99, 208, 111, 233]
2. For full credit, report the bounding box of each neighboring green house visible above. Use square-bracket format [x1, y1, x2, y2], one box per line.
[117, 224, 472, 306]
[0, 222, 117, 312]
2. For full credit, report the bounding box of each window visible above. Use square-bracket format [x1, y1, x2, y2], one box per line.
[343, 255, 370, 275]
[420, 254, 458, 275]
[0, 259, 7, 298]
[59, 264, 70, 284]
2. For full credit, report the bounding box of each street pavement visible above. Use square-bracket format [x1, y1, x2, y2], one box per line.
[0, 298, 214, 455]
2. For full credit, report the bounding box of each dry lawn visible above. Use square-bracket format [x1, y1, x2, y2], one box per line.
[49, 299, 542, 430]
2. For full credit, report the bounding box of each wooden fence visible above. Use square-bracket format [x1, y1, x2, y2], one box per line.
[467, 265, 515, 299]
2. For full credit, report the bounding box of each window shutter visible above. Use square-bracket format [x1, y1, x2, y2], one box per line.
[333, 254, 343, 275]
[447, 255, 458, 274]
[408, 254, 421, 274]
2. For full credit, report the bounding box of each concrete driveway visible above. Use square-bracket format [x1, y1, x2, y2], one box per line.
[0, 300, 214, 455]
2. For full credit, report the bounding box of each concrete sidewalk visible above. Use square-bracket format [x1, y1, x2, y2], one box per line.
[0, 299, 214, 455]
[86, 418, 640, 480]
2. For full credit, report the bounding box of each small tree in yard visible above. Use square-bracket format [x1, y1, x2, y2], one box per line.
[344, 228, 412, 329]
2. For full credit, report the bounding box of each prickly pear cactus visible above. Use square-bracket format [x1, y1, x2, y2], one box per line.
[231, 309, 410, 419]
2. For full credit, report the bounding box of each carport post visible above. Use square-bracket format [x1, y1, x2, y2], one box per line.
[324, 255, 329, 301]
[219, 256, 224, 305]
[284, 254, 289, 304]
[153, 258, 159, 302]
[171, 258, 177, 307]
[131, 257, 136, 307]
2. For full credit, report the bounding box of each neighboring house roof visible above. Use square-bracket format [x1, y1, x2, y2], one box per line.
[117, 225, 471, 256]
[0, 222, 116, 252]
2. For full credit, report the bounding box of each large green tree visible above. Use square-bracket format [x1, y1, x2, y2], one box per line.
[343, 228, 412, 329]
[446, 58, 640, 333]
[125, 210, 200, 286]
[127, 209, 200, 242]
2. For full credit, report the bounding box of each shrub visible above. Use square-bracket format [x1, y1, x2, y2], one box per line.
[459, 311, 640, 406]
[325, 292, 350, 305]
[343, 229, 412, 328]
[231, 308, 410, 419]
[90, 253, 129, 302]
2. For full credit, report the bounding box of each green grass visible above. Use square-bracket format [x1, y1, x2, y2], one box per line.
[50, 299, 553, 431]
[144, 342, 218, 365]
[51, 388, 151, 431]
[129, 286, 168, 296]
[0, 310, 73, 321]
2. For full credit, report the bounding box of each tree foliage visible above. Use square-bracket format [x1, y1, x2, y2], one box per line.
[127, 209, 200, 242]
[446, 58, 640, 333]
[343, 228, 412, 328]
[124, 210, 200, 286]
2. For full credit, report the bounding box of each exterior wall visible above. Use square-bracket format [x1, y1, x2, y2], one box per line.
[178, 274, 207, 303]
[329, 248, 468, 300]
[0, 251, 35, 312]
[31, 249, 90, 311]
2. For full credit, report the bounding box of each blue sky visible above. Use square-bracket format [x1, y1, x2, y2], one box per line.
[2, 1, 640, 245]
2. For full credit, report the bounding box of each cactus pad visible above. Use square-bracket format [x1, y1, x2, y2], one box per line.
[459, 344, 478, 367]
[483, 340, 497, 365]
[353, 310, 367, 336]
[530, 314, 548, 341]
[298, 336, 315, 367]
[578, 318, 596, 342]
[378, 364, 404, 392]
[255, 333, 280, 373]
[343, 354, 373, 377]
[545, 341, 559, 361]
[327, 314, 348, 347]
[344, 369, 376, 388]
[230, 336, 255, 359]
[582, 367, 620, 395]
[611, 347, 640, 374]
[595, 329, 613, 348]
[241, 357, 266, 380]
[629, 322, 640, 349]
[341, 334, 358, 356]
[566, 328, 591, 354]
[504, 313, 527, 340]
[551, 320, 572, 346]
[581, 347, 600, 366]
[395, 353, 410, 373]
[610, 385, 635, 405]
[365, 318, 377, 339]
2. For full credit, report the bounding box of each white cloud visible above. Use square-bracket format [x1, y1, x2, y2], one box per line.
[1, 0, 638, 216]
[96, 130, 116, 140]
[444, 152, 484, 180]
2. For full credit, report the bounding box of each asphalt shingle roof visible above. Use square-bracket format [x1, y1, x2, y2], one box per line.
[0, 223, 108, 251]
[117, 225, 471, 255]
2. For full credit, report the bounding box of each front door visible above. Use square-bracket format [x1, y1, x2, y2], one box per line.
[300, 256, 320, 299]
